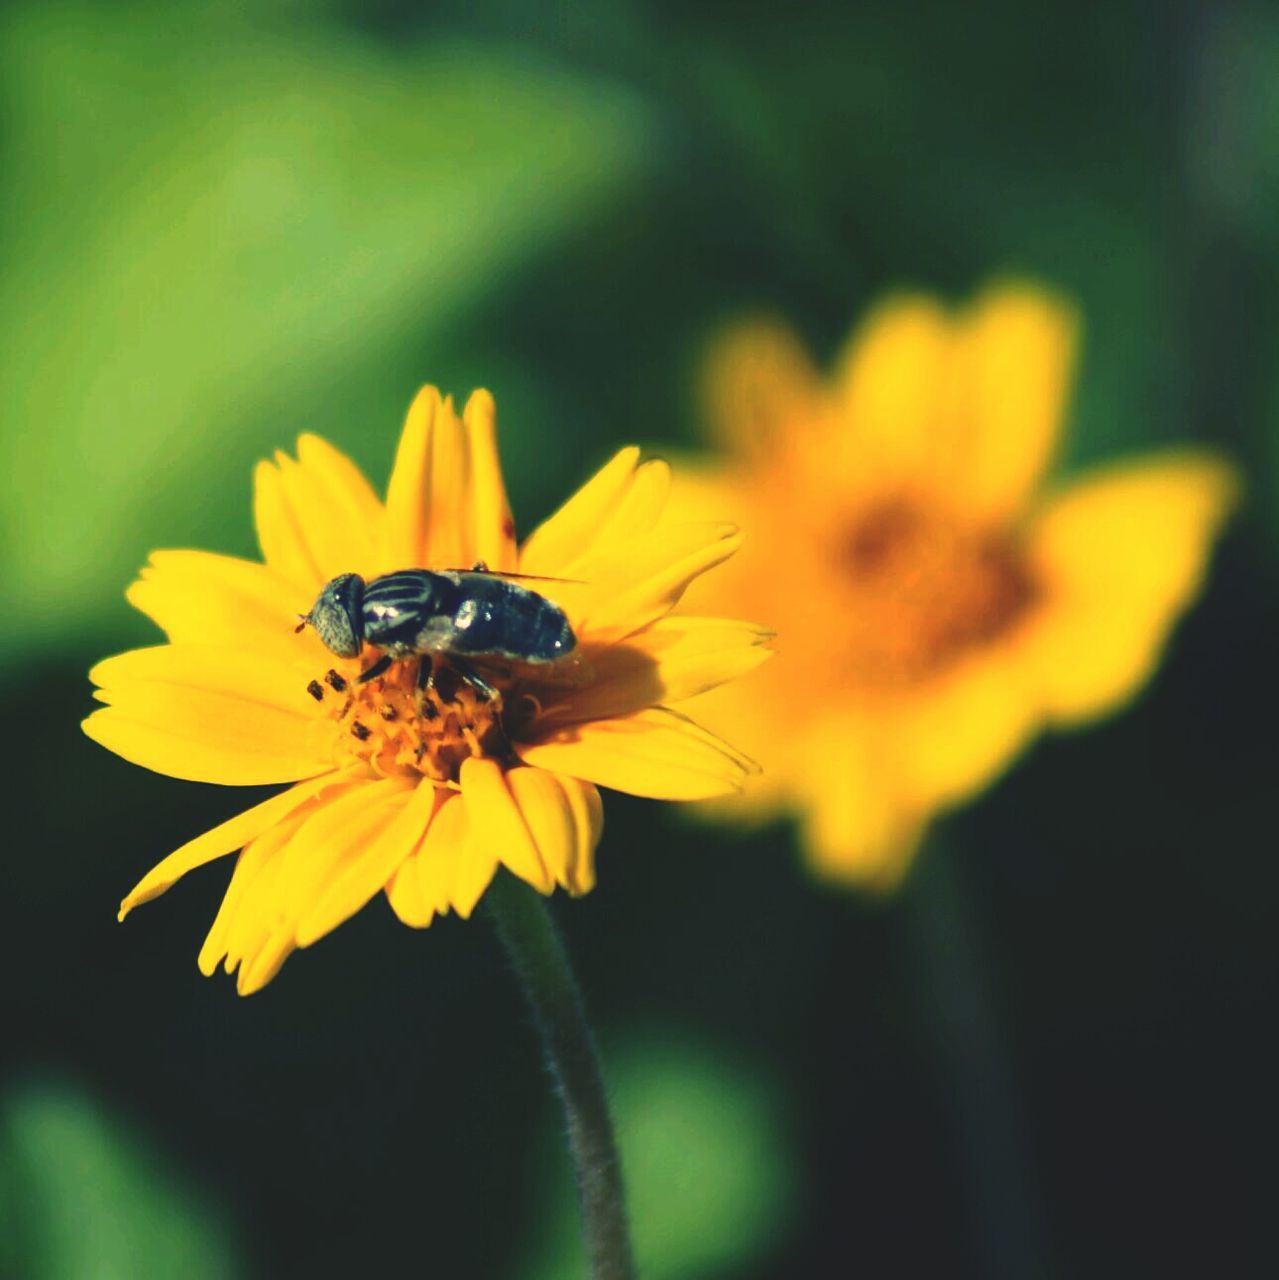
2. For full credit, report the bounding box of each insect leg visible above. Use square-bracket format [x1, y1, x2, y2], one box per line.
[450, 656, 512, 756]
[411, 655, 434, 716]
[357, 654, 394, 684]
[452, 657, 501, 705]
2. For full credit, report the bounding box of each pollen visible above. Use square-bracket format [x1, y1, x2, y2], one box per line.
[314, 655, 510, 784]
[839, 496, 1038, 685]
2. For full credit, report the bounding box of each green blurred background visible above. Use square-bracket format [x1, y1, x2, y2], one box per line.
[2, 0, 1275, 1275]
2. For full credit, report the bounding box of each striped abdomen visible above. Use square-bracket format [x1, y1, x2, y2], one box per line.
[361, 570, 576, 663]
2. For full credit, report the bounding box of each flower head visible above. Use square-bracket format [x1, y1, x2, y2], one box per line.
[85, 388, 769, 993]
[672, 284, 1238, 889]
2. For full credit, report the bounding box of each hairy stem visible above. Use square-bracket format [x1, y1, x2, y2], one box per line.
[486, 870, 635, 1280]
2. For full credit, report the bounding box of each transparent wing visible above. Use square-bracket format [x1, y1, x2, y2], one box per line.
[444, 564, 588, 586]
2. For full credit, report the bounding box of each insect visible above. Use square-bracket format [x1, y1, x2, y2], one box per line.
[298, 564, 577, 702]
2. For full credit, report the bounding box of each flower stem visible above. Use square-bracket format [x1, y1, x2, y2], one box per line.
[902, 841, 1048, 1279]
[485, 870, 636, 1280]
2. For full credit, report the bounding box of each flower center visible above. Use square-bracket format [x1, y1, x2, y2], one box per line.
[839, 496, 1037, 685]
[306, 654, 526, 783]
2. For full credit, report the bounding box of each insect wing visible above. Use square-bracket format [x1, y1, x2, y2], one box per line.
[442, 567, 587, 586]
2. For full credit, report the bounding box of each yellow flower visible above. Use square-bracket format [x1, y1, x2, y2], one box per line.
[85, 388, 769, 994]
[673, 283, 1238, 890]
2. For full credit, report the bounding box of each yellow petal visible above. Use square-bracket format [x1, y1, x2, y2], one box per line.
[126, 551, 312, 659]
[579, 525, 744, 640]
[829, 285, 1078, 517]
[793, 715, 925, 891]
[424, 394, 472, 570]
[522, 457, 672, 582]
[518, 447, 642, 576]
[505, 767, 602, 895]
[198, 810, 314, 974]
[221, 835, 290, 979]
[386, 853, 432, 929]
[464, 389, 518, 574]
[88, 640, 317, 694]
[271, 778, 415, 940]
[458, 757, 552, 894]
[254, 459, 324, 594]
[952, 284, 1079, 520]
[587, 459, 672, 554]
[539, 617, 775, 724]
[84, 645, 337, 785]
[237, 930, 295, 996]
[660, 459, 767, 618]
[414, 791, 496, 919]
[664, 457, 748, 529]
[515, 707, 757, 800]
[384, 386, 441, 570]
[295, 779, 443, 947]
[294, 434, 385, 575]
[691, 680, 901, 870]
[887, 654, 1040, 812]
[411, 803, 457, 920]
[273, 453, 356, 588]
[217, 779, 415, 988]
[802, 788, 925, 893]
[451, 850, 498, 917]
[830, 294, 954, 483]
[119, 769, 357, 919]
[701, 318, 824, 458]
[549, 523, 744, 643]
[1022, 452, 1239, 724]
[384, 388, 488, 571]
[503, 767, 575, 890]
[558, 772, 603, 895]
[676, 651, 809, 835]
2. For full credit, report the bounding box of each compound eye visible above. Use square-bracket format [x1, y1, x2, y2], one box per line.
[310, 573, 365, 657]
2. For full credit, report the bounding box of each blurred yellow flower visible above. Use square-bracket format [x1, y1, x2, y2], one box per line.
[673, 284, 1238, 889]
[85, 388, 767, 993]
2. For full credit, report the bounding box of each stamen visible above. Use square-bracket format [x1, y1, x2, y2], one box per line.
[314, 652, 516, 783]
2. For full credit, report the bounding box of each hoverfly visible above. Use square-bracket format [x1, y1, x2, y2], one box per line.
[298, 563, 577, 701]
